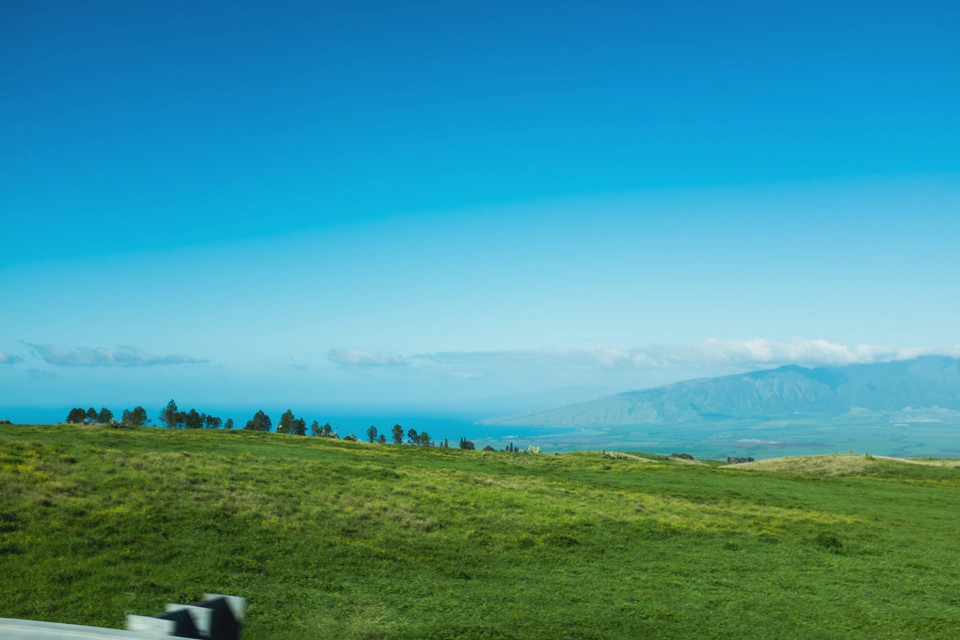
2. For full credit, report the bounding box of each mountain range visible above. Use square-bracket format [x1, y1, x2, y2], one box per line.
[482, 356, 960, 427]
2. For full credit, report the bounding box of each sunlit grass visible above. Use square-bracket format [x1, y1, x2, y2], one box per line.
[2, 424, 960, 639]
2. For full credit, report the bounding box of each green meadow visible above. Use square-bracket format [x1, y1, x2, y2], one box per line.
[2, 424, 959, 639]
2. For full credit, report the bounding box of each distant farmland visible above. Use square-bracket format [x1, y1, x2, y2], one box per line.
[2, 424, 959, 639]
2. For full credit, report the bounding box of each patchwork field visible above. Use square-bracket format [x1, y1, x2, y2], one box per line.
[2, 424, 959, 639]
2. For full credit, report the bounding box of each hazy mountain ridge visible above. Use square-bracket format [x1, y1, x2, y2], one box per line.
[483, 356, 960, 426]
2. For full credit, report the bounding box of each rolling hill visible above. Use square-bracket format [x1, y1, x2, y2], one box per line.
[483, 356, 960, 427]
[2, 424, 960, 639]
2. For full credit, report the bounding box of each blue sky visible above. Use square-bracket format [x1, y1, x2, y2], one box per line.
[1, 0, 959, 414]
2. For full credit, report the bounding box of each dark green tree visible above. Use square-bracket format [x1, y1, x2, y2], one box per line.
[377, 434, 386, 444]
[204, 415, 222, 429]
[86, 407, 98, 423]
[367, 425, 378, 443]
[293, 417, 306, 436]
[310, 420, 321, 436]
[98, 408, 113, 424]
[418, 431, 431, 447]
[159, 400, 179, 429]
[244, 410, 272, 432]
[224, 418, 234, 430]
[185, 408, 203, 429]
[321, 422, 334, 438]
[391, 424, 404, 444]
[125, 406, 148, 427]
[65, 408, 85, 424]
[407, 428, 418, 444]
[277, 409, 296, 435]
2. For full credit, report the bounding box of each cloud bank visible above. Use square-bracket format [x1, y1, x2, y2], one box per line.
[21, 343, 203, 367]
[0, 351, 23, 365]
[410, 338, 960, 374]
[617, 337, 958, 369]
[328, 348, 409, 367]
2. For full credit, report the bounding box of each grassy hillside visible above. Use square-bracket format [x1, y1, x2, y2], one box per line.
[731, 453, 960, 476]
[2, 425, 960, 639]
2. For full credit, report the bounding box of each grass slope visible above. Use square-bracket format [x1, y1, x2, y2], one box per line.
[2, 424, 960, 639]
[731, 454, 960, 477]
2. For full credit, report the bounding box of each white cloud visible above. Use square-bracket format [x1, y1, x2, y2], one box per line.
[22, 343, 203, 367]
[632, 338, 960, 368]
[0, 350, 23, 365]
[408, 338, 960, 375]
[328, 348, 409, 367]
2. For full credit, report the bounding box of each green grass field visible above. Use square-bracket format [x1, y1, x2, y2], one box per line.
[2, 424, 959, 639]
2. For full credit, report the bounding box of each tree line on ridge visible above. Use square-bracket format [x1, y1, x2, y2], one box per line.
[63, 400, 478, 449]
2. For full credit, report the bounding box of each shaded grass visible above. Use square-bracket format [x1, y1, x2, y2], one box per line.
[2, 425, 960, 639]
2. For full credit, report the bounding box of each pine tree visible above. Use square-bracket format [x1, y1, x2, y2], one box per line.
[159, 400, 179, 429]
[185, 408, 203, 429]
[391, 424, 404, 445]
[244, 410, 272, 432]
[126, 406, 148, 427]
[277, 409, 296, 434]
[367, 425, 378, 443]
